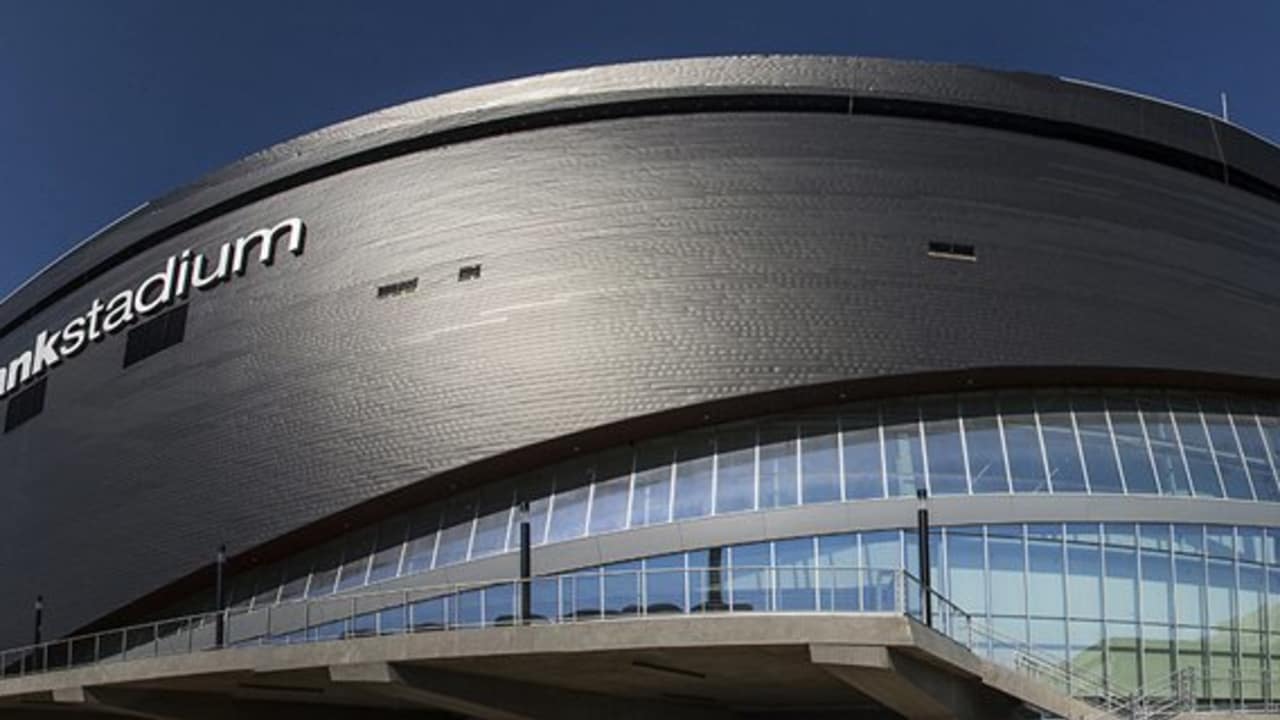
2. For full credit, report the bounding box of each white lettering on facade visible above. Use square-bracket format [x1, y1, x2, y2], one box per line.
[0, 217, 305, 399]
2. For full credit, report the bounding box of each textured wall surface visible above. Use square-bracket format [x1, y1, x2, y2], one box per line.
[2, 57, 1280, 648]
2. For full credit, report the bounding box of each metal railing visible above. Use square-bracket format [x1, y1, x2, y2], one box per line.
[2, 565, 1269, 719]
[1, 566, 906, 680]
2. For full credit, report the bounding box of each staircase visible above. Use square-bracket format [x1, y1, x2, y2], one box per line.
[916, 579, 1199, 720]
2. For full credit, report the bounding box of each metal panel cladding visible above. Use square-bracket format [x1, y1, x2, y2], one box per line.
[1, 56, 1279, 647]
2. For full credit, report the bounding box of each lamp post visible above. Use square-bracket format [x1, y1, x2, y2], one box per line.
[214, 544, 226, 646]
[916, 488, 932, 627]
[519, 502, 532, 625]
[33, 595, 43, 645]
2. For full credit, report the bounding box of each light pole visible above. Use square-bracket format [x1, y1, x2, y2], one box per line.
[214, 544, 226, 646]
[916, 488, 932, 627]
[519, 502, 531, 625]
[33, 595, 43, 645]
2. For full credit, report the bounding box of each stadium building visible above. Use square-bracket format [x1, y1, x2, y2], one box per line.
[1, 56, 1280, 719]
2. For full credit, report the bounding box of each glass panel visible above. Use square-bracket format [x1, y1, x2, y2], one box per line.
[1208, 625, 1235, 702]
[1138, 523, 1171, 551]
[227, 569, 257, 610]
[1232, 401, 1271, 463]
[1203, 399, 1255, 500]
[715, 427, 756, 514]
[1207, 560, 1236, 632]
[1140, 397, 1192, 496]
[1247, 458, 1279, 502]
[335, 529, 376, 592]
[775, 538, 816, 611]
[800, 421, 841, 504]
[818, 534, 859, 611]
[1257, 410, 1280, 499]
[989, 532, 1027, 616]
[1175, 556, 1206, 627]
[455, 589, 483, 628]
[1070, 620, 1106, 681]
[1142, 625, 1174, 691]
[1238, 527, 1264, 564]
[1172, 400, 1224, 498]
[923, 398, 968, 495]
[1039, 395, 1086, 493]
[992, 615, 1027, 667]
[1174, 627, 1205, 688]
[1074, 398, 1123, 494]
[1103, 523, 1136, 548]
[251, 563, 283, 607]
[1066, 522, 1101, 545]
[1174, 524, 1204, 556]
[1067, 543, 1103, 619]
[1107, 621, 1141, 694]
[1002, 396, 1048, 493]
[1103, 547, 1138, 622]
[1140, 550, 1173, 626]
[410, 596, 446, 631]
[1239, 564, 1265, 632]
[1205, 526, 1235, 559]
[842, 407, 884, 500]
[547, 461, 592, 543]
[588, 450, 632, 535]
[863, 530, 901, 612]
[434, 494, 477, 567]
[947, 528, 987, 614]
[630, 442, 673, 527]
[471, 481, 514, 560]
[757, 422, 798, 509]
[730, 542, 772, 613]
[1029, 618, 1069, 668]
[367, 516, 408, 584]
[484, 584, 515, 626]
[644, 554, 686, 614]
[1240, 631, 1265, 702]
[673, 434, 715, 520]
[690, 548, 727, 613]
[603, 561, 641, 616]
[306, 543, 342, 599]
[1028, 536, 1066, 617]
[277, 554, 313, 603]
[1108, 398, 1158, 494]
[883, 401, 925, 497]
[564, 569, 601, 620]
[530, 577, 557, 623]
[963, 397, 1009, 494]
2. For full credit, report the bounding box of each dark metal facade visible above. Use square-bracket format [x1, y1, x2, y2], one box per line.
[2, 56, 1279, 648]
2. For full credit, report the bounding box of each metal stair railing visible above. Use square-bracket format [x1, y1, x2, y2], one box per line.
[903, 574, 1199, 720]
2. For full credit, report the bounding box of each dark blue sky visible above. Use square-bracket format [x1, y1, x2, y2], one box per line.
[2, 0, 1276, 298]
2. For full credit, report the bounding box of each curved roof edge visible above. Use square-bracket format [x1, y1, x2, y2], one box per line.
[3, 54, 1279, 336]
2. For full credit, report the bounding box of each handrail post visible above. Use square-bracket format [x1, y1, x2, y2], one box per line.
[895, 570, 905, 616]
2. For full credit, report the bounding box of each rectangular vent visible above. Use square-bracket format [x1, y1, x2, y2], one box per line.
[376, 277, 419, 298]
[927, 241, 977, 261]
[4, 377, 46, 433]
[123, 303, 188, 369]
[458, 264, 482, 282]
